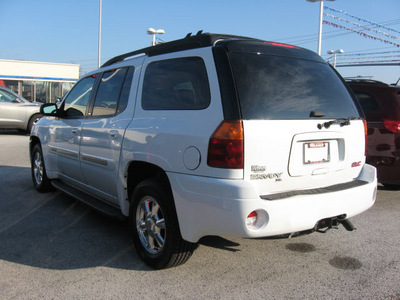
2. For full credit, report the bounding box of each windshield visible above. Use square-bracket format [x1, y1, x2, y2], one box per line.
[229, 52, 360, 120]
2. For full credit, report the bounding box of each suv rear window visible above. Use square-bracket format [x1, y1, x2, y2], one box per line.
[229, 53, 360, 120]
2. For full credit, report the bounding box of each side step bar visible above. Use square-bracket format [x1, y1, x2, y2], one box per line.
[51, 179, 125, 220]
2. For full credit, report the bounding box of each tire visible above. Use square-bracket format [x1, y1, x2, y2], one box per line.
[28, 114, 42, 134]
[31, 144, 53, 193]
[129, 178, 196, 269]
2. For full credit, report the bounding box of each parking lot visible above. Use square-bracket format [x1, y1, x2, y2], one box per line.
[0, 131, 399, 299]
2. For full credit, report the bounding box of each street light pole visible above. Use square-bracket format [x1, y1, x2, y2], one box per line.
[147, 28, 165, 46]
[98, 0, 102, 68]
[317, 0, 323, 55]
[327, 49, 344, 68]
[307, 0, 335, 56]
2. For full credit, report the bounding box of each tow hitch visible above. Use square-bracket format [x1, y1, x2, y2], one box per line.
[315, 215, 356, 233]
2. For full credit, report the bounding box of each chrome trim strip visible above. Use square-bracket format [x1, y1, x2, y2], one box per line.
[48, 145, 79, 158]
[80, 153, 108, 166]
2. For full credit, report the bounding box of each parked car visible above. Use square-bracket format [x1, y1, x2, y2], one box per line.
[347, 79, 400, 188]
[0, 85, 42, 133]
[30, 33, 377, 269]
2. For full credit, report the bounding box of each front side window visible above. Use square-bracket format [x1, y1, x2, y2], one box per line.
[63, 76, 96, 117]
[229, 52, 360, 120]
[142, 57, 211, 110]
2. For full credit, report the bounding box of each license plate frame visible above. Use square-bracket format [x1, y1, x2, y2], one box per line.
[303, 141, 330, 165]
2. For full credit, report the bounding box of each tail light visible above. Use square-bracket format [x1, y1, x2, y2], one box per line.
[207, 120, 244, 169]
[363, 119, 368, 156]
[383, 120, 400, 134]
[246, 211, 258, 228]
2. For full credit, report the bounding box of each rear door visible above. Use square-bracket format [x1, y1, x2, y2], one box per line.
[228, 50, 365, 195]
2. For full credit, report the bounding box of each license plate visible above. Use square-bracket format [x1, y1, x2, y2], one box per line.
[304, 141, 330, 164]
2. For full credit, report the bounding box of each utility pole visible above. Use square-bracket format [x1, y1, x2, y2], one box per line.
[98, 0, 102, 68]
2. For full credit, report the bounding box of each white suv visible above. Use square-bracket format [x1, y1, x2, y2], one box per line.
[30, 33, 377, 269]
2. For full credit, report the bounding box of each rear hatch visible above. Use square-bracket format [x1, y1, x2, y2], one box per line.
[226, 41, 366, 196]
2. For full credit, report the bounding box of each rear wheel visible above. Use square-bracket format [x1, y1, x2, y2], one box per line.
[129, 178, 196, 269]
[31, 144, 53, 192]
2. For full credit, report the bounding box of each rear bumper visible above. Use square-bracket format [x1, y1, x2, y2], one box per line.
[169, 164, 377, 243]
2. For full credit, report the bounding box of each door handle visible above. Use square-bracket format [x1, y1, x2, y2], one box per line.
[109, 130, 118, 139]
[71, 129, 79, 134]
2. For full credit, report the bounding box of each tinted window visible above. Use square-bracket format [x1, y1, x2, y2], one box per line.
[117, 67, 135, 114]
[63, 76, 96, 117]
[229, 53, 360, 119]
[142, 57, 210, 110]
[353, 92, 380, 113]
[92, 68, 128, 117]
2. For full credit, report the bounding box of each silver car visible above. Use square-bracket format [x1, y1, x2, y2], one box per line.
[0, 85, 42, 133]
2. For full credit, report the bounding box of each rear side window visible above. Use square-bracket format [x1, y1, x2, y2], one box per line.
[229, 53, 360, 119]
[92, 68, 128, 117]
[117, 67, 135, 114]
[142, 57, 211, 110]
[353, 92, 380, 114]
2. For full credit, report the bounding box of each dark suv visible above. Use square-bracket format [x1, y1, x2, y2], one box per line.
[347, 79, 400, 188]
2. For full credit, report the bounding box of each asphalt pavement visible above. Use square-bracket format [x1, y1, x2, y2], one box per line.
[0, 130, 399, 299]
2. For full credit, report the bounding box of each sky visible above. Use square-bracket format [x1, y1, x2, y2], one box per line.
[1, 0, 399, 84]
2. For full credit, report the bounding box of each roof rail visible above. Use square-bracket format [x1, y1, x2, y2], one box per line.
[344, 78, 386, 85]
[101, 32, 255, 68]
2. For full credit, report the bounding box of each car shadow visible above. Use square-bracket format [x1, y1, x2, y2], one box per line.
[377, 184, 400, 191]
[0, 165, 243, 271]
[0, 166, 152, 271]
[198, 236, 241, 252]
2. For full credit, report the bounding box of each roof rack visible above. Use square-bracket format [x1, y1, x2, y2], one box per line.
[344, 78, 386, 85]
[101, 32, 255, 68]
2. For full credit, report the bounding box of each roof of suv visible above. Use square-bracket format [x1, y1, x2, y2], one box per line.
[346, 79, 400, 90]
[102, 32, 323, 68]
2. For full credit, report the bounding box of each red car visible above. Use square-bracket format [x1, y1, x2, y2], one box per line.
[347, 79, 400, 188]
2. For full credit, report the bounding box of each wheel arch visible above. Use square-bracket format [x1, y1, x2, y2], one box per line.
[29, 136, 41, 161]
[126, 161, 173, 204]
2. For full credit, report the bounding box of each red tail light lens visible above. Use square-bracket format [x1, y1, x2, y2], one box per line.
[207, 120, 244, 169]
[383, 120, 400, 134]
[246, 211, 258, 228]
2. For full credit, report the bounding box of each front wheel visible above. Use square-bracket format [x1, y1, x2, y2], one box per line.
[31, 144, 53, 192]
[129, 179, 196, 269]
[28, 114, 42, 134]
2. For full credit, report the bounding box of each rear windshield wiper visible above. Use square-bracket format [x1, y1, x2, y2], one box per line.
[317, 116, 361, 129]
